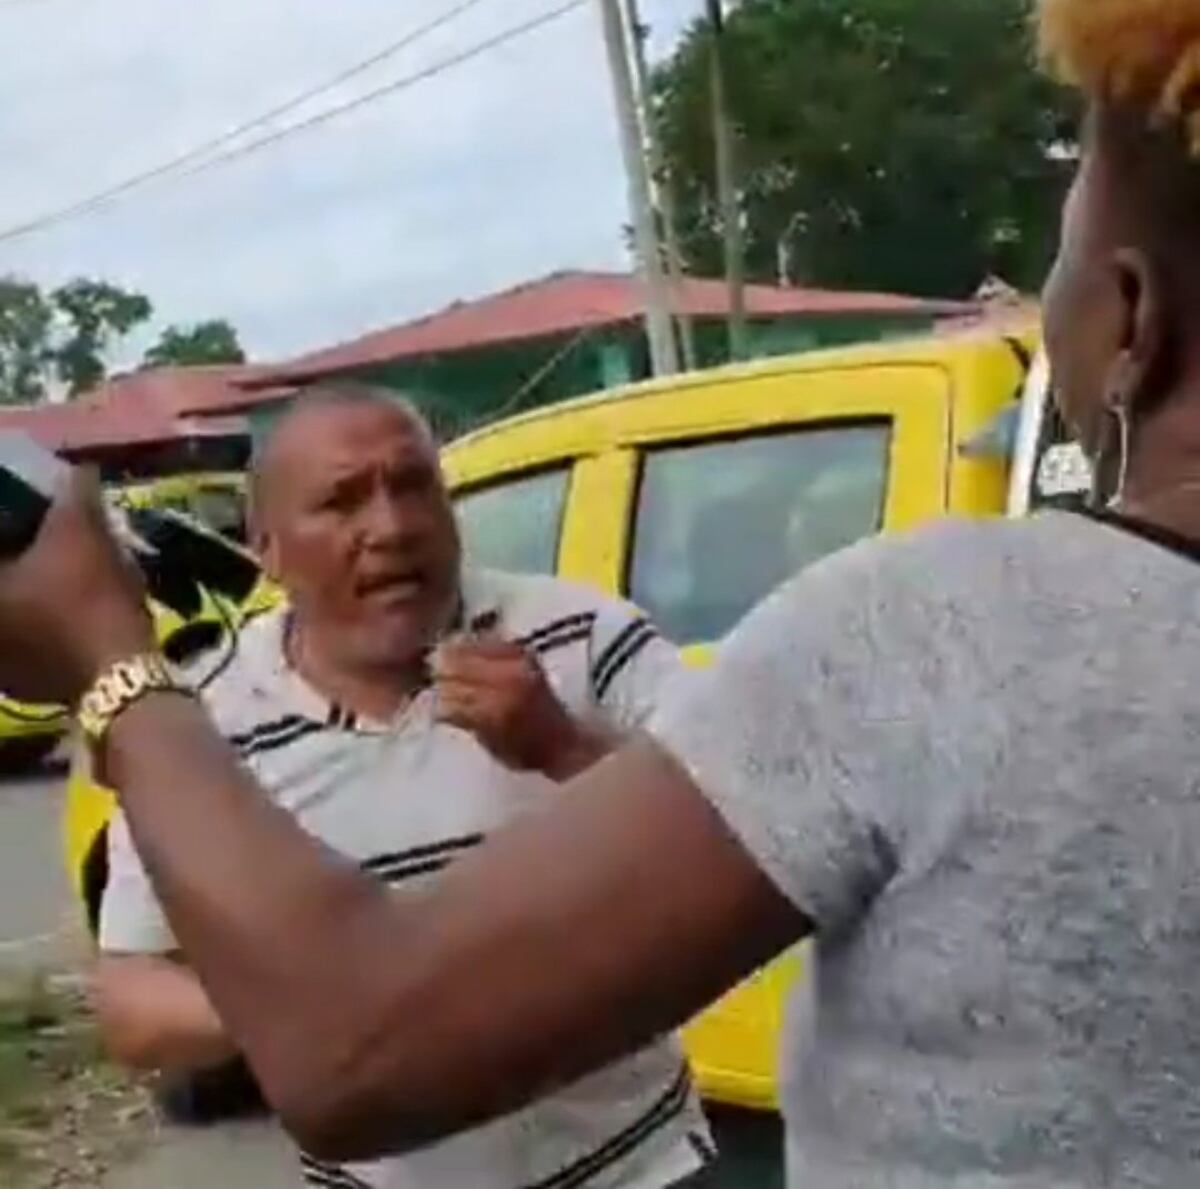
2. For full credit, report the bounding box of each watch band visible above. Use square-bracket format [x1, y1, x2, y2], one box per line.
[77, 653, 187, 743]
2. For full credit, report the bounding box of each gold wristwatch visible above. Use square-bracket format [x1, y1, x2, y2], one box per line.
[77, 653, 186, 744]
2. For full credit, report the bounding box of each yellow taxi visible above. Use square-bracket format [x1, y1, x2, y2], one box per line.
[64, 327, 1060, 1113]
[0, 693, 69, 771]
[112, 471, 248, 544]
[0, 474, 253, 771]
[61, 505, 277, 929]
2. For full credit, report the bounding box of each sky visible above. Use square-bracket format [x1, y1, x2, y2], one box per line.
[0, 0, 701, 363]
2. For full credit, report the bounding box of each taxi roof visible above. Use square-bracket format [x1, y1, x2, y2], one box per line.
[446, 325, 1039, 454]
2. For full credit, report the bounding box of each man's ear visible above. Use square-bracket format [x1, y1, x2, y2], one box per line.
[1103, 247, 1169, 412]
[248, 513, 280, 582]
[255, 533, 277, 578]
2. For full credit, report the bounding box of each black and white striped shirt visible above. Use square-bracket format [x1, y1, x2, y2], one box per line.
[101, 568, 713, 1189]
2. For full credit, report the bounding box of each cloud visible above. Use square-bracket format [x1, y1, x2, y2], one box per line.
[0, 0, 701, 360]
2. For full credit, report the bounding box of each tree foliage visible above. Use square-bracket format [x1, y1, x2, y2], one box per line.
[0, 276, 152, 403]
[143, 320, 246, 368]
[0, 277, 245, 404]
[0, 279, 54, 405]
[51, 279, 152, 396]
[652, 0, 1078, 297]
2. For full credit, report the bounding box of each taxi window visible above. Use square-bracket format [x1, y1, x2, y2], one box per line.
[454, 467, 569, 576]
[629, 424, 890, 644]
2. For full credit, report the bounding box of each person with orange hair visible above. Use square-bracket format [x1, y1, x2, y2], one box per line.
[2, 1, 1200, 1185]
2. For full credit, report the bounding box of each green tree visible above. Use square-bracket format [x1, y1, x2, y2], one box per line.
[0, 279, 54, 404]
[653, 0, 1077, 298]
[50, 279, 152, 396]
[142, 319, 246, 369]
[0, 276, 153, 403]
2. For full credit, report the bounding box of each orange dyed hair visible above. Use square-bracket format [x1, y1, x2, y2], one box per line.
[1039, 0, 1200, 152]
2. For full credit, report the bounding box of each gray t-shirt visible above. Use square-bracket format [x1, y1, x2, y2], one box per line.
[650, 511, 1200, 1188]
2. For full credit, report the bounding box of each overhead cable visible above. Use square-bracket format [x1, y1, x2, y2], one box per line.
[0, 0, 586, 246]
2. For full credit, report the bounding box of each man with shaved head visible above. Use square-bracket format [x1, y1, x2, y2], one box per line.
[95, 383, 715, 1189]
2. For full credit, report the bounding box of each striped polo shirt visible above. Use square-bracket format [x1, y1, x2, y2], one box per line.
[100, 568, 714, 1189]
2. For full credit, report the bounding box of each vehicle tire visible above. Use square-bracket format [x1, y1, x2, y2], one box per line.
[81, 830, 110, 939]
[0, 734, 62, 774]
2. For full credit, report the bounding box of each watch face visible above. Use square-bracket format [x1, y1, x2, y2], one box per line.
[79, 655, 178, 741]
[1035, 441, 1092, 506]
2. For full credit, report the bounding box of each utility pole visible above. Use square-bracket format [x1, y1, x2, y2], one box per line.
[624, 0, 697, 371]
[597, 0, 679, 377]
[706, 0, 748, 361]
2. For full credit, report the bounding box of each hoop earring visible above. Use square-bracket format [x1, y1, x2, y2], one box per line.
[1091, 396, 1132, 511]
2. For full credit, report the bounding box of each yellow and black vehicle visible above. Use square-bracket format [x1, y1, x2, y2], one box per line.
[0, 475, 257, 771]
[112, 471, 249, 545]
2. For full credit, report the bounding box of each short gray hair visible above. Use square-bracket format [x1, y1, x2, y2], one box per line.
[248, 381, 435, 518]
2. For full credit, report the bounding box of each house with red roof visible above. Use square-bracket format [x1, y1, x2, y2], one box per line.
[230, 269, 974, 437]
[0, 269, 976, 471]
[0, 363, 292, 476]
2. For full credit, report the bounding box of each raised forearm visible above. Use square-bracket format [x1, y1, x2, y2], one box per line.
[101, 694, 803, 1162]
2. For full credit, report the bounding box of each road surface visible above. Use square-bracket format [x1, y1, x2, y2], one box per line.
[0, 764, 78, 973]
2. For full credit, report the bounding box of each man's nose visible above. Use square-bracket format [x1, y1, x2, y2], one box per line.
[361, 487, 413, 546]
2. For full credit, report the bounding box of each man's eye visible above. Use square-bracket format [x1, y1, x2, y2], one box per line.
[315, 489, 355, 513]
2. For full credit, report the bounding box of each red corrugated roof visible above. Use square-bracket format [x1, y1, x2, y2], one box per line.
[0, 400, 243, 455]
[0, 365, 258, 456]
[248, 269, 976, 387]
[0, 401, 159, 453]
[0, 272, 978, 454]
[81, 363, 281, 418]
[935, 299, 1041, 336]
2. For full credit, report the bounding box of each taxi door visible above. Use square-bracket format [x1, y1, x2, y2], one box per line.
[563, 361, 952, 1109]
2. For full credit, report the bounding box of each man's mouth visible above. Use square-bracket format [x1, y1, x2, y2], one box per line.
[356, 570, 428, 605]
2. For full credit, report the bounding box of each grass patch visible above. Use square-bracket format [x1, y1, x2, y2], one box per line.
[0, 972, 152, 1187]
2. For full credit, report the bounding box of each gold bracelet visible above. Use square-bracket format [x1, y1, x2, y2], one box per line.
[77, 654, 188, 744]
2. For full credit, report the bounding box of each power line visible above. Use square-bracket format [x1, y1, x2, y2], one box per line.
[0, 0, 585, 247]
[171, 0, 589, 183]
[496, 323, 600, 420]
[176, 0, 494, 173]
[0, 0, 490, 243]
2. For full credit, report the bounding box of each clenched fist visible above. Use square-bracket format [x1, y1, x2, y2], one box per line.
[430, 635, 608, 780]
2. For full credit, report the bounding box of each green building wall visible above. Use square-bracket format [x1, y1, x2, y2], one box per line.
[244, 310, 940, 444]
